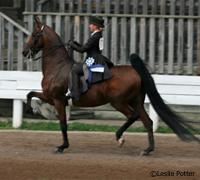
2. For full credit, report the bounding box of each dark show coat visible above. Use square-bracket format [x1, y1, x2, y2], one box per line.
[70, 31, 114, 84]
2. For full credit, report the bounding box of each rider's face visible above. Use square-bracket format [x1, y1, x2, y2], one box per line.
[89, 24, 98, 32]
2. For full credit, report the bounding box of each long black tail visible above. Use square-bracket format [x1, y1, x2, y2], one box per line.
[130, 53, 200, 142]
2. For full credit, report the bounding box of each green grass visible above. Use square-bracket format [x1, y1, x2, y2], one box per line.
[0, 120, 200, 134]
[0, 119, 15, 130]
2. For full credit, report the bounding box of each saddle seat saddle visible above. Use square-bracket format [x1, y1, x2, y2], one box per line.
[68, 63, 105, 95]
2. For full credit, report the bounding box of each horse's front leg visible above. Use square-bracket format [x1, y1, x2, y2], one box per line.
[53, 100, 69, 154]
[25, 91, 53, 115]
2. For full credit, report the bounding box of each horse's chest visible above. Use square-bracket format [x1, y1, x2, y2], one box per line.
[42, 81, 65, 95]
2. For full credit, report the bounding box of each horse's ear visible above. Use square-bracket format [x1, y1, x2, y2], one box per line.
[34, 16, 43, 28]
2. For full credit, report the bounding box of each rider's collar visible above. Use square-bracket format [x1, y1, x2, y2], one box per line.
[91, 30, 100, 36]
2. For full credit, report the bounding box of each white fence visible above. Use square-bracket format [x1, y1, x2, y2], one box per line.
[1, 71, 200, 131]
[0, 71, 42, 127]
[0, 12, 31, 71]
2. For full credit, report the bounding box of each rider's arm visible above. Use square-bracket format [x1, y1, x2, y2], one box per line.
[69, 34, 99, 53]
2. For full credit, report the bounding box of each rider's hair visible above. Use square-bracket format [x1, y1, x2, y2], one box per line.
[99, 27, 104, 31]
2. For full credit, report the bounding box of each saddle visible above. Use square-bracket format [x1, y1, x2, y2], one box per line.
[68, 63, 105, 95]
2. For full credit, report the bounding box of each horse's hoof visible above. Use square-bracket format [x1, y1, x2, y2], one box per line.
[140, 150, 149, 156]
[33, 107, 42, 115]
[117, 138, 125, 147]
[25, 105, 33, 114]
[53, 148, 63, 154]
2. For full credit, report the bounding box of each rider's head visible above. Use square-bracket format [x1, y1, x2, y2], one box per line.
[89, 16, 104, 32]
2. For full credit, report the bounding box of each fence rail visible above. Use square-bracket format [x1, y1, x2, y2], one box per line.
[0, 12, 31, 71]
[28, 0, 200, 16]
[23, 12, 200, 75]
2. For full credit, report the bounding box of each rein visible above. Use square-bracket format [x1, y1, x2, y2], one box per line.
[27, 25, 71, 61]
[31, 43, 68, 61]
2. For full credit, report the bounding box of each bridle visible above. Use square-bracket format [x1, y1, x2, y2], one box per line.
[26, 25, 45, 60]
[26, 25, 70, 61]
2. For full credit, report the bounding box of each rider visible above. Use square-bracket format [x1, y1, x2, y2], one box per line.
[67, 16, 114, 101]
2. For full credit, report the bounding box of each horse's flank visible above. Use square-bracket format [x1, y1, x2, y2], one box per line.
[73, 65, 141, 107]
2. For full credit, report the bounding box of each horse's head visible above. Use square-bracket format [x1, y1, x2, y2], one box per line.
[22, 17, 45, 59]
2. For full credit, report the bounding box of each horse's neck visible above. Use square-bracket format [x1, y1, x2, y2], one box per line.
[42, 37, 75, 75]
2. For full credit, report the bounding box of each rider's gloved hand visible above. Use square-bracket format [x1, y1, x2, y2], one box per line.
[67, 40, 73, 46]
[67, 40, 74, 49]
[67, 40, 83, 52]
[73, 41, 81, 47]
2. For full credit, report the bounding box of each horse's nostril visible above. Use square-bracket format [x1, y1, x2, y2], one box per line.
[22, 50, 31, 58]
[22, 51, 26, 55]
[22, 51, 28, 57]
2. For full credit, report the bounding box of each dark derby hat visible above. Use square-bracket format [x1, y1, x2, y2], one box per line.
[89, 16, 105, 28]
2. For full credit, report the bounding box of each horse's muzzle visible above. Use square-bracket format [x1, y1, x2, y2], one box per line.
[22, 50, 31, 58]
[22, 49, 38, 59]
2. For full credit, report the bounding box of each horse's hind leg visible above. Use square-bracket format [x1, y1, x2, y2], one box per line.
[133, 105, 155, 156]
[110, 102, 139, 147]
[116, 109, 140, 147]
[127, 90, 154, 156]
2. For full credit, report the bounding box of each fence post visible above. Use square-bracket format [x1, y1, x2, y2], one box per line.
[73, 15, 81, 61]
[111, 17, 118, 65]
[8, 23, 14, 70]
[26, 14, 34, 71]
[197, 1, 200, 75]
[158, 0, 166, 74]
[120, 17, 127, 64]
[149, 18, 155, 72]
[96, 0, 101, 13]
[177, 0, 185, 74]
[103, 0, 111, 59]
[140, 0, 147, 60]
[14, 0, 21, 8]
[130, 1, 138, 55]
[13, 100, 23, 128]
[139, 18, 146, 60]
[25, 0, 35, 11]
[130, 17, 137, 55]
[149, 104, 158, 132]
[17, 30, 23, 71]
[187, 0, 194, 75]
[59, 0, 65, 12]
[66, 106, 70, 121]
[168, 0, 176, 74]
[0, 16, 3, 70]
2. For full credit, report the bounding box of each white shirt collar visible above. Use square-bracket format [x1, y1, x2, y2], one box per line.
[91, 30, 100, 36]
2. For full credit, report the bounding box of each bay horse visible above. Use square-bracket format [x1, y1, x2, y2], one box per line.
[22, 17, 200, 155]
